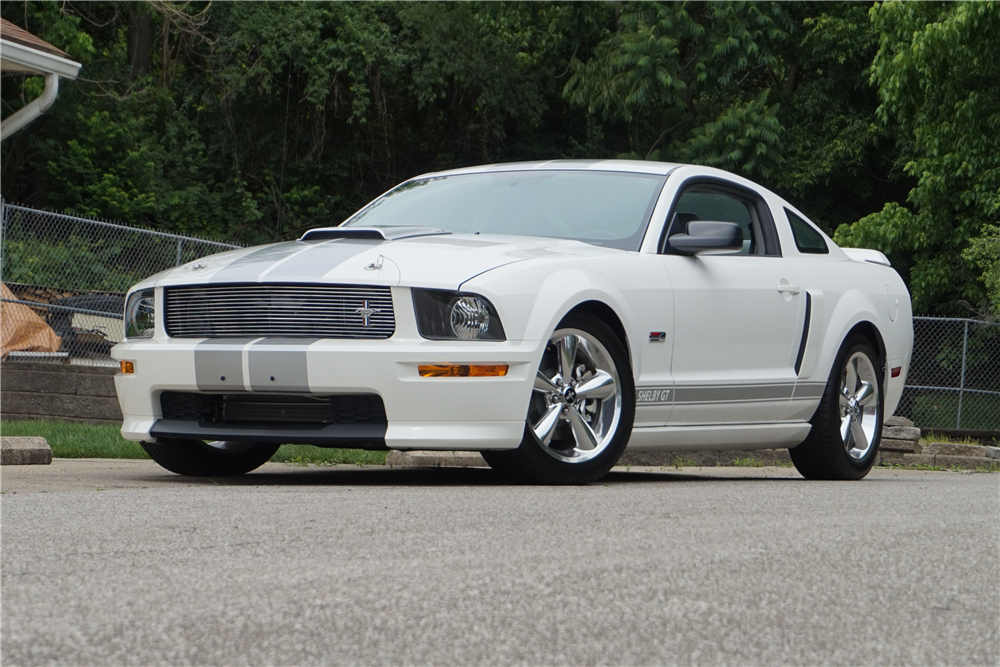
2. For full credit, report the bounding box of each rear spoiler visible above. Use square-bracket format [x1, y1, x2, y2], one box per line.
[841, 248, 891, 267]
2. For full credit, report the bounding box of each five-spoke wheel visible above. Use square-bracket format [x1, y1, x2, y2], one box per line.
[839, 351, 880, 461]
[483, 312, 634, 484]
[790, 336, 883, 480]
[530, 329, 622, 463]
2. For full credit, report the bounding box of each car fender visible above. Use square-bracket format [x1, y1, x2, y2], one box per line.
[811, 287, 887, 387]
[462, 260, 652, 372]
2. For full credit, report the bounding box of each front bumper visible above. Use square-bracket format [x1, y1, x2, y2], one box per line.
[112, 336, 542, 450]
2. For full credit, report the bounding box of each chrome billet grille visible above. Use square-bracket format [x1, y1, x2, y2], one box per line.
[164, 284, 395, 339]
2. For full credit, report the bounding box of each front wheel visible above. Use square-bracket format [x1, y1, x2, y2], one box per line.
[790, 335, 883, 480]
[141, 439, 279, 476]
[483, 312, 635, 484]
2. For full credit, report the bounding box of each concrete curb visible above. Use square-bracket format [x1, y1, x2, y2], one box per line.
[386, 450, 488, 467]
[1, 436, 53, 465]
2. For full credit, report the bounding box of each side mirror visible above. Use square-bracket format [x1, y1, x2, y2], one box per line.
[668, 220, 743, 255]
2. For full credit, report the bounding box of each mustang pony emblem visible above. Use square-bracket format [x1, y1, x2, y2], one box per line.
[353, 300, 381, 326]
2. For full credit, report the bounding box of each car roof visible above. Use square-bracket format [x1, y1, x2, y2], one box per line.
[421, 159, 685, 179]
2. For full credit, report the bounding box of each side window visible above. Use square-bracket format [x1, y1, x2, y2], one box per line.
[668, 189, 763, 255]
[786, 209, 829, 254]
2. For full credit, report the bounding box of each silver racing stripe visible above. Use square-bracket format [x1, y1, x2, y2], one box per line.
[194, 338, 316, 393]
[635, 382, 827, 406]
[791, 382, 827, 400]
[208, 238, 382, 283]
[194, 339, 254, 391]
[674, 383, 795, 404]
[247, 339, 317, 392]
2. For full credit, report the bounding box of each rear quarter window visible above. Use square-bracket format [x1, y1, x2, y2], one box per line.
[785, 209, 828, 254]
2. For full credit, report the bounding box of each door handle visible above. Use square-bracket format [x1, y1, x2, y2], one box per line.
[777, 283, 801, 295]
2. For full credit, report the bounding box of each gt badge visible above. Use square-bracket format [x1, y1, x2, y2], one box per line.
[636, 388, 671, 404]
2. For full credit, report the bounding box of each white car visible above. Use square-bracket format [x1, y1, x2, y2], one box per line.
[113, 160, 913, 483]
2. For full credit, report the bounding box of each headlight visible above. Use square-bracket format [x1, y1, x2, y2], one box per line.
[412, 289, 506, 341]
[124, 289, 156, 338]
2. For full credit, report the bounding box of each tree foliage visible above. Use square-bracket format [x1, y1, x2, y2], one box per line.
[1, 1, 997, 315]
[833, 1, 1000, 314]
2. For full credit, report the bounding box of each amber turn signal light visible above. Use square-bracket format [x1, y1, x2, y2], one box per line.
[418, 364, 508, 377]
[120, 361, 135, 374]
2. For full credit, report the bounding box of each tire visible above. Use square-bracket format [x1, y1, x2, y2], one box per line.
[790, 336, 884, 480]
[140, 438, 279, 476]
[483, 312, 635, 484]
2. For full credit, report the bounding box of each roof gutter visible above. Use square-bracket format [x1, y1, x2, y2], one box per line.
[0, 72, 58, 141]
[0, 36, 81, 141]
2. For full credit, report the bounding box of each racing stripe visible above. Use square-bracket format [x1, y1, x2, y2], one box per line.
[247, 338, 317, 392]
[194, 339, 254, 391]
[208, 238, 381, 283]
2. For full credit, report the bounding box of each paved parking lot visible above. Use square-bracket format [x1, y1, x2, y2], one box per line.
[2, 460, 998, 665]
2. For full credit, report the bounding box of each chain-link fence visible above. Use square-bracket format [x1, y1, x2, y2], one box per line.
[2, 200, 998, 431]
[897, 316, 1000, 432]
[1, 200, 240, 365]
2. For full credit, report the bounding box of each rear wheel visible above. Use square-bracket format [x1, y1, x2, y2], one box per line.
[140, 439, 279, 476]
[790, 336, 883, 480]
[483, 312, 634, 484]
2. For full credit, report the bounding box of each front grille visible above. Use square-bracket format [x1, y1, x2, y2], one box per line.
[164, 284, 395, 339]
[160, 392, 387, 425]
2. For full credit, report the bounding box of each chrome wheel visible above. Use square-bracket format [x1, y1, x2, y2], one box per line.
[839, 351, 880, 461]
[530, 328, 623, 463]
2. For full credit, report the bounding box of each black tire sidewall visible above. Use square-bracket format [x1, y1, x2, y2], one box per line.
[141, 438, 279, 476]
[793, 335, 884, 480]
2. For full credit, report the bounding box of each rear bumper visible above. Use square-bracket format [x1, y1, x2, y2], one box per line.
[112, 336, 542, 450]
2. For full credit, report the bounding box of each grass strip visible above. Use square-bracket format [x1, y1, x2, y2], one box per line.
[0, 420, 386, 465]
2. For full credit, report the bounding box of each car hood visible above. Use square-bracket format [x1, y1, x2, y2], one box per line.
[148, 233, 619, 291]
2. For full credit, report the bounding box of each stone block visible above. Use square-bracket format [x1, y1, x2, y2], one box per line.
[884, 415, 914, 428]
[901, 453, 936, 466]
[0, 436, 52, 465]
[985, 446, 1000, 460]
[883, 426, 921, 442]
[923, 443, 989, 457]
[935, 455, 995, 469]
[879, 451, 905, 463]
[385, 450, 488, 468]
[0, 391, 122, 422]
[880, 438, 921, 454]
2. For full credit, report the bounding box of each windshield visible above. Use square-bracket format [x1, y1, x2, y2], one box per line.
[345, 170, 667, 250]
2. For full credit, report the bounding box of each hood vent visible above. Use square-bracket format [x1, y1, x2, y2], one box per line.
[301, 226, 451, 242]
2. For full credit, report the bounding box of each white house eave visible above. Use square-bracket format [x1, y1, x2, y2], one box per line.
[0, 38, 81, 78]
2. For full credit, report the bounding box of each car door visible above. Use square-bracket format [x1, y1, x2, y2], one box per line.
[659, 178, 807, 425]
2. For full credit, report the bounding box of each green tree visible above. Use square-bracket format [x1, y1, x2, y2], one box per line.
[833, 1, 1000, 315]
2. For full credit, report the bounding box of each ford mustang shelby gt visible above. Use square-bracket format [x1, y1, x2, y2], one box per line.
[113, 160, 912, 483]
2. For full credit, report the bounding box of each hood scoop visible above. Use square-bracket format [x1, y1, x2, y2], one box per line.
[300, 226, 451, 242]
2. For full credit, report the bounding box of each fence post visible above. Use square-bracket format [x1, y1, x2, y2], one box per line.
[957, 319, 969, 429]
[0, 197, 5, 283]
[175, 238, 183, 266]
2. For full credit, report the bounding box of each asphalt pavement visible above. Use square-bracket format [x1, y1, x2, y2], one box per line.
[2, 459, 998, 666]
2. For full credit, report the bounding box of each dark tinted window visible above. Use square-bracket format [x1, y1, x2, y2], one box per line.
[786, 209, 828, 254]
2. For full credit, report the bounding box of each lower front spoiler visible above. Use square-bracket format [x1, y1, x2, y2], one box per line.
[148, 419, 388, 450]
